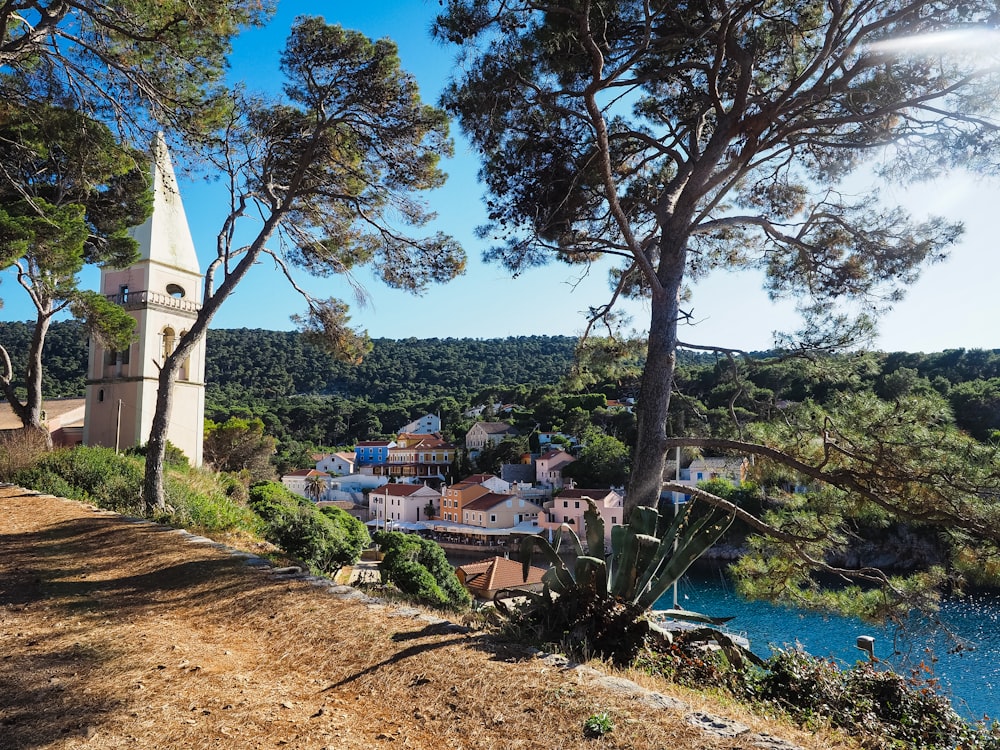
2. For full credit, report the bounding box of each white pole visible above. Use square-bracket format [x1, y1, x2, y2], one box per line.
[115, 399, 122, 454]
[673, 445, 680, 610]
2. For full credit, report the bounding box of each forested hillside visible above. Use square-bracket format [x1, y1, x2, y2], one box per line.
[204, 329, 581, 403]
[3, 320, 1000, 465]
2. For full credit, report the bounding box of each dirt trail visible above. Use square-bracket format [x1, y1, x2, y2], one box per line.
[0, 487, 835, 750]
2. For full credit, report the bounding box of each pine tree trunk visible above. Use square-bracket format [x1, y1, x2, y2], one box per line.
[624, 241, 686, 519]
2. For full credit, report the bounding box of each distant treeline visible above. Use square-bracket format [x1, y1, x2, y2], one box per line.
[0, 322, 721, 405]
[2, 320, 1000, 451]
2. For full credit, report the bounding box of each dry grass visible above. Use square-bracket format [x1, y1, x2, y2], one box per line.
[0, 487, 857, 750]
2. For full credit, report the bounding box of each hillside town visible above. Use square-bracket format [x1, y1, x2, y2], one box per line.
[280, 410, 748, 557]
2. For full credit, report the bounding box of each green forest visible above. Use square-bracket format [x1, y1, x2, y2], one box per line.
[3, 320, 1000, 465]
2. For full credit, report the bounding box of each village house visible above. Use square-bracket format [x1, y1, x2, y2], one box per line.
[535, 448, 576, 490]
[438, 479, 491, 523]
[314, 451, 356, 476]
[397, 413, 441, 435]
[462, 473, 512, 493]
[369, 483, 441, 527]
[455, 556, 546, 600]
[281, 468, 332, 501]
[0, 397, 86, 447]
[462, 492, 544, 528]
[354, 440, 395, 470]
[663, 456, 750, 502]
[376, 432, 455, 485]
[465, 421, 519, 452]
[539, 488, 624, 547]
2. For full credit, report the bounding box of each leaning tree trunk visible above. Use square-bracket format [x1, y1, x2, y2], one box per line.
[142, 355, 180, 512]
[624, 239, 687, 519]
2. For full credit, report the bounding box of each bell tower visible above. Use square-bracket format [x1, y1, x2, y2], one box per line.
[83, 134, 206, 466]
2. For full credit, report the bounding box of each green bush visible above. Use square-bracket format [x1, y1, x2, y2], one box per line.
[745, 649, 972, 749]
[164, 471, 263, 534]
[248, 481, 368, 575]
[13, 446, 262, 535]
[374, 531, 471, 610]
[14, 446, 144, 514]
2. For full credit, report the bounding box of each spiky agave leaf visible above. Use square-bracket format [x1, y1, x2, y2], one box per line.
[520, 534, 575, 594]
[574, 555, 608, 598]
[634, 510, 734, 609]
[582, 496, 605, 557]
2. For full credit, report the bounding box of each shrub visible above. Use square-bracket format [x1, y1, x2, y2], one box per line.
[14, 446, 144, 514]
[745, 649, 969, 749]
[0, 427, 49, 480]
[248, 481, 367, 575]
[374, 531, 471, 610]
[164, 469, 262, 534]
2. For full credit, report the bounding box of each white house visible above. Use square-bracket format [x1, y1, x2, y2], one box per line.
[369, 483, 441, 525]
[397, 413, 441, 435]
[315, 451, 356, 476]
[281, 468, 332, 501]
[461, 473, 512, 494]
[663, 456, 750, 503]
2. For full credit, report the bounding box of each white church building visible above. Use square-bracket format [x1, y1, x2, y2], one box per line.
[82, 135, 206, 465]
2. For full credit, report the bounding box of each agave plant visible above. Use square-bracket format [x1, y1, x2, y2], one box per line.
[498, 496, 755, 665]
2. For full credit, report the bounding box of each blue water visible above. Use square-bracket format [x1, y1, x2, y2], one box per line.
[655, 568, 1000, 721]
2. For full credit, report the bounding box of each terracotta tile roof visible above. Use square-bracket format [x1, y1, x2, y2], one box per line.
[356, 440, 393, 447]
[457, 556, 545, 597]
[373, 484, 422, 497]
[283, 469, 330, 479]
[463, 492, 516, 512]
[539, 448, 574, 461]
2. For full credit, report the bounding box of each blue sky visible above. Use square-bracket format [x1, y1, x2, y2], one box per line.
[3, 1, 997, 353]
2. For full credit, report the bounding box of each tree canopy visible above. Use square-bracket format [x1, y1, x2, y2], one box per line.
[142, 18, 466, 509]
[436, 0, 1000, 615]
[0, 0, 271, 142]
[0, 104, 150, 433]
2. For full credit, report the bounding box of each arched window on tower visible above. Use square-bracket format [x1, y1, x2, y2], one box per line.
[179, 329, 190, 380]
[161, 327, 176, 362]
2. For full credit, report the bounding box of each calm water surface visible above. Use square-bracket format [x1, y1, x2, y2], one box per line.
[444, 549, 1000, 719]
[657, 567, 1000, 721]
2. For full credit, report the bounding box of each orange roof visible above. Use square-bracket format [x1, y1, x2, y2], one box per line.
[457, 556, 545, 597]
[464, 492, 517, 512]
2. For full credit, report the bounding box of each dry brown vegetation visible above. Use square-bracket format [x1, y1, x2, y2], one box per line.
[0, 487, 855, 750]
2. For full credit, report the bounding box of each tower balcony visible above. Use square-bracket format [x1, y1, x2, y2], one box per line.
[106, 290, 202, 315]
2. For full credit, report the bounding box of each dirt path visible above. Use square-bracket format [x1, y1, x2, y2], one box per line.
[0, 487, 838, 750]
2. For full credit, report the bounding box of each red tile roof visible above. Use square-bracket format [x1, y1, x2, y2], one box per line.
[457, 556, 545, 597]
[372, 484, 423, 497]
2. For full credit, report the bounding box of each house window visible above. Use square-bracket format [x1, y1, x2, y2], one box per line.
[563, 501, 568, 508]
[490, 514, 496, 523]
[574, 501, 580, 509]
[612, 516, 617, 524]
[98, 389, 104, 402]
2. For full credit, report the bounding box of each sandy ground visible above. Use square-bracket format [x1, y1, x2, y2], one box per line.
[0, 486, 850, 750]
